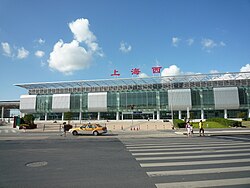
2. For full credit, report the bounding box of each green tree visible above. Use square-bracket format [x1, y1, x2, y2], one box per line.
[64, 111, 72, 124]
[23, 114, 35, 125]
[237, 112, 247, 119]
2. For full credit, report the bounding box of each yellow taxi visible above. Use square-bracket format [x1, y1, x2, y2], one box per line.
[69, 123, 107, 136]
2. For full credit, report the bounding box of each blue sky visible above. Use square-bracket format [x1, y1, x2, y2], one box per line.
[0, 0, 250, 100]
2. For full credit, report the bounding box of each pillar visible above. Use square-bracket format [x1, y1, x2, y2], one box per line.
[79, 112, 82, 123]
[178, 110, 181, 119]
[248, 109, 250, 118]
[187, 107, 190, 119]
[157, 111, 160, 120]
[116, 112, 119, 120]
[1, 106, 4, 120]
[224, 109, 227, 119]
[62, 112, 64, 121]
[201, 109, 204, 120]
[97, 112, 100, 120]
[45, 113, 47, 121]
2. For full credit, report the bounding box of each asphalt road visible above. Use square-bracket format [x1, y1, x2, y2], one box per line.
[1, 130, 250, 188]
[0, 137, 155, 188]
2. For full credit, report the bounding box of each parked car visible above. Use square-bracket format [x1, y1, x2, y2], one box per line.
[69, 123, 107, 136]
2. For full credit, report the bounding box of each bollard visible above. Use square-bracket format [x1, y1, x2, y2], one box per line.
[113, 125, 115, 130]
[131, 127, 132, 131]
[147, 125, 148, 130]
[43, 124, 45, 131]
[121, 125, 123, 130]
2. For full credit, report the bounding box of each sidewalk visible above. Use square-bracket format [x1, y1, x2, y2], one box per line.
[175, 128, 250, 136]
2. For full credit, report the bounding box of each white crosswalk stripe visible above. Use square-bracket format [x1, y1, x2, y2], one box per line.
[156, 177, 250, 188]
[0, 129, 18, 134]
[147, 166, 250, 177]
[122, 137, 250, 187]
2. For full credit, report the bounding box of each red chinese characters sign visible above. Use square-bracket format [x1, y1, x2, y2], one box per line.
[152, 66, 162, 74]
[131, 68, 141, 75]
[111, 69, 120, 76]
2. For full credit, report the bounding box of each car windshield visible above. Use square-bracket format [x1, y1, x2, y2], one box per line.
[96, 124, 102, 127]
[80, 125, 86, 129]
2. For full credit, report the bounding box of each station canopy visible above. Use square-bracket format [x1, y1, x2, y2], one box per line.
[15, 71, 250, 90]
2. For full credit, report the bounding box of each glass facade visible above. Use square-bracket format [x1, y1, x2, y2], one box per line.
[25, 86, 250, 120]
[119, 91, 157, 111]
[36, 95, 52, 113]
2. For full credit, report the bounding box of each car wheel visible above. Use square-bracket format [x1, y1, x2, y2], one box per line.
[93, 131, 98, 136]
[72, 131, 78, 136]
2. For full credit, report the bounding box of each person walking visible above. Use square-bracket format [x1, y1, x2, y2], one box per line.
[199, 120, 205, 136]
[186, 121, 192, 137]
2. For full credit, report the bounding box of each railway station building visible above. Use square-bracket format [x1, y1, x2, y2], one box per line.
[15, 72, 250, 121]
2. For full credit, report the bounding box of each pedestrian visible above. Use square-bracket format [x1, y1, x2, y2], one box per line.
[186, 121, 192, 137]
[63, 123, 67, 137]
[61, 122, 67, 137]
[199, 120, 205, 136]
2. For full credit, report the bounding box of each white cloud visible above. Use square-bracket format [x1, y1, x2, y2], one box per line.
[1, 42, 12, 56]
[187, 38, 194, 46]
[201, 38, 226, 52]
[17, 47, 29, 59]
[240, 64, 250, 72]
[119, 41, 132, 53]
[48, 40, 92, 75]
[35, 50, 45, 58]
[172, 37, 181, 47]
[38, 38, 45, 44]
[210, 70, 219, 74]
[69, 18, 101, 54]
[138, 73, 148, 78]
[219, 41, 226, 47]
[161, 65, 181, 76]
[48, 18, 102, 74]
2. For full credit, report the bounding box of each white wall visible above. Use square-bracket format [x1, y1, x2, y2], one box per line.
[168, 89, 192, 111]
[88, 92, 107, 112]
[20, 95, 36, 113]
[214, 87, 239, 109]
[52, 94, 70, 112]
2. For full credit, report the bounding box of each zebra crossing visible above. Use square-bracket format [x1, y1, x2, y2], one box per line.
[122, 137, 250, 188]
[0, 128, 19, 134]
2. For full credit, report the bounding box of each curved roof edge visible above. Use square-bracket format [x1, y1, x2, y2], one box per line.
[14, 71, 250, 90]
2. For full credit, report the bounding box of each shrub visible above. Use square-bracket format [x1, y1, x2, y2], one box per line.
[173, 119, 186, 128]
[23, 114, 35, 125]
[19, 123, 37, 129]
[206, 118, 242, 127]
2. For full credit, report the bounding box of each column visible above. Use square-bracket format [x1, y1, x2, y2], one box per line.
[248, 109, 250, 118]
[45, 113, 47, 121]
[97, 112, 100, 120]
[178, 110, 181, 119]
[79, 112, 82, 123]
[187, 107, 190, 119]
[157, 110, 160, 120]
[1, 106, 4, 121]
[62, 112, 64, 121]
[224, 109, 227, 119]
[201, 109, 204, 120]
[116, 112, 119, 120]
